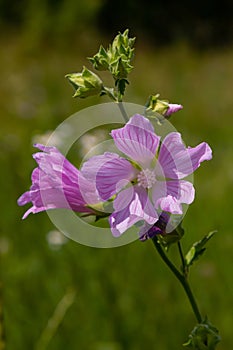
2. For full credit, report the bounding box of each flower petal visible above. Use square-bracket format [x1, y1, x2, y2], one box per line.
[81, 152, 137, 201]
[111, 114, 160, 168]
[166, 180, 195, 204]
[157, 195, 183, 214]
[152, 179, 195, 207]
[109, 186, 158, 236]
[165, 103, 183, 117]
[18, 145, 99, 218]
[139, 212, 170, 241]
[33, 144, 79, 185]
[158, 132, 212, 179]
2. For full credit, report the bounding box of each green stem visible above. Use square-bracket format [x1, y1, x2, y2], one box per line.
[152, 237, 202, 324]
[117, 102, 129, 122]
[103, 86, 129, 122]
[177, 241, 188, 277]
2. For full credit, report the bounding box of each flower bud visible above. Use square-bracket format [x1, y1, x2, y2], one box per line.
[88, 46, 109, 71]
[66, 67, 103, 98]
[89, 29, 135, 80]
[146, 94, 183, 118]
[164, 103, 183, 117]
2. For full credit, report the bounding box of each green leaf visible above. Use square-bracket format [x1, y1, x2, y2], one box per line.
[185, 231, 217, 267]
[183, 318, 221, 349]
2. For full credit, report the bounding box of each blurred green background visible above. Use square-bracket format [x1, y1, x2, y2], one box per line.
[0, 1, 233, 349]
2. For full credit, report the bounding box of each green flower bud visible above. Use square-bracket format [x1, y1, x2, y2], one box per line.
[87, 29, 136, 99]
[146, 94, 183, 121]
[111, 29, 135, 61]
[110, 57, 133, 80]
[89, 29, 135, 79]
[66, 67, 103, 98]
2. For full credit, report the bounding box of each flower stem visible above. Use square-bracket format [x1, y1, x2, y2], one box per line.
[117, 102, 129, 122]
[177, 241, 188, 277]
[152, 237, 202, 324]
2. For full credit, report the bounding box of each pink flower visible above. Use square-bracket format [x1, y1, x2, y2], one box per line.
[17, 144, 100, 219]
[81, 114, 212, 237]
[165, 103, 183, 117]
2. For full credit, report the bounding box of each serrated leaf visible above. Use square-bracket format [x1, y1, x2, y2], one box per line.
[185, 231, 217, 267]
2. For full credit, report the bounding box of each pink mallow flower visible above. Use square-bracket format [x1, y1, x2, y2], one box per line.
[165, 103, 183, 117]
[81, 114, 212, 238]
[17, 144, 100, 219]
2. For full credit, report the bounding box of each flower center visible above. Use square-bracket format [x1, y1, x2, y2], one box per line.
[137, 168, 156, 189]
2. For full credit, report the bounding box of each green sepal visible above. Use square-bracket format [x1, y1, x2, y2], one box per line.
[65, 67, 103, 98]
[183, 318, 221, 349]
[145, 94, 169, 115]
[158, 222, 185, 249]
[110, 57, 133, 80]
[185, 231, 217, 268]
[88, 45, 109, 71]
[111, 29, 135, 63]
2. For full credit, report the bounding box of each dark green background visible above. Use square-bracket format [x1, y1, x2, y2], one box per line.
[0, 1, 233, 349]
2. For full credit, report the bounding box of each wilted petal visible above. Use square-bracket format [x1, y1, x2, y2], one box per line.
[139, 212, 170, 241]
[17, 190, 31, 206]
[33, 143, 79, 185]
[18, 144, 99, 219]
[111, 114, 160, 168]
[158, 132, 212, 179]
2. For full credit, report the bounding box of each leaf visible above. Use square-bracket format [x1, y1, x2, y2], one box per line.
[185, 231, 217, 267]
[183, 317, 221, 349]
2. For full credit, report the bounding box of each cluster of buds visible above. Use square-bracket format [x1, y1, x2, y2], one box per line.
[89, 29, 135, 96]
[65, 30, 184, 113]
[66, 30, 135, 100]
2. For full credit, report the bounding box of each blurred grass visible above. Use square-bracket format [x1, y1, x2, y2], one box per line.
[0, 33, 233, 350]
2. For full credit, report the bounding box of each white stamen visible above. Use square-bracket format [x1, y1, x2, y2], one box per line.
[137, 168, 156, 189]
